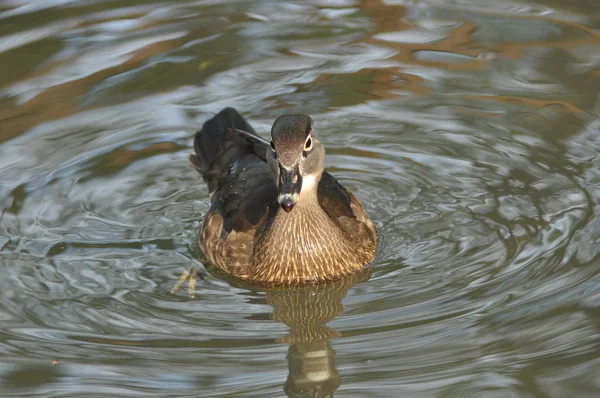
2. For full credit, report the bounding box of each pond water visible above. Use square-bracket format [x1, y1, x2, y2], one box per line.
[1, 0, 600, 397]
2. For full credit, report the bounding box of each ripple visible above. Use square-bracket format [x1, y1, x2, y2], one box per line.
[1, 0, 600, 397]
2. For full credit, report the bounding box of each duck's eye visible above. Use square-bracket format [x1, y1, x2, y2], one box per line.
[270, 141, 276, 151]
[304, 137, 313, 151]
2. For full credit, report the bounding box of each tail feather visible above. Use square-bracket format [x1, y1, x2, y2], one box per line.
[190, 107, 258, 192]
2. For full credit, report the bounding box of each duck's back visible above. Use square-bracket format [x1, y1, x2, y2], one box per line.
[190, 108, 278, 276]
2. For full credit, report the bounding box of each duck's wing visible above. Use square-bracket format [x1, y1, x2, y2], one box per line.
[190, 107, 269, 192]
[192, 108, 278, 235]
[317, 172, 376, 246]
[210, 154, 278, 234]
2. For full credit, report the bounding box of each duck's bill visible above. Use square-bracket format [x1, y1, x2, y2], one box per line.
[277, 165, 302, 212]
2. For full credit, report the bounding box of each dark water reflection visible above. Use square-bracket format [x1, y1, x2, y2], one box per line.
[1, 0, 600, 397]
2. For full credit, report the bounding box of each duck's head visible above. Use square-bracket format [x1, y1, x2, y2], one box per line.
[267, 114, 325, 213]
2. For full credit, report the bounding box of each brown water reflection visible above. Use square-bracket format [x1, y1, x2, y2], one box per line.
[1, 0, 600, 397]
[269, 272, 370, 397]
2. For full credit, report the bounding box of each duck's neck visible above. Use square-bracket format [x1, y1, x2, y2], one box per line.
[294, 174, 319, 205]
[253, 175, 355, 282]
[267, 175, 329, 240]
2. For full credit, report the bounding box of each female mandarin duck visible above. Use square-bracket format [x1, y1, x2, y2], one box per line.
[190, 108, 376, 285]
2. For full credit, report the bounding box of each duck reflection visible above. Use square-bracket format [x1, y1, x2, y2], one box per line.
[174, 265, 370, 396]
[264, 270, 370, 398]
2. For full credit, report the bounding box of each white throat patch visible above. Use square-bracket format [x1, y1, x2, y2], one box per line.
[301, 175, 318, 194]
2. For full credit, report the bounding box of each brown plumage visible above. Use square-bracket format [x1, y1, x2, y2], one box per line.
[191, 108, 376, 285]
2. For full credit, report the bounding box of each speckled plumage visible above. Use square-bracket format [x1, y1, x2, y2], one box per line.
[190, 108, 376, 285]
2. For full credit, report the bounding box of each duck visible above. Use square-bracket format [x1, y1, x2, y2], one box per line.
[190, 107, 376, 285]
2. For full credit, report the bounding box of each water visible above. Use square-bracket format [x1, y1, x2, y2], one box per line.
[1, 0, 600, 396]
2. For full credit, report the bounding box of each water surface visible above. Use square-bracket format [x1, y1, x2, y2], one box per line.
[1, 0, 600, 397]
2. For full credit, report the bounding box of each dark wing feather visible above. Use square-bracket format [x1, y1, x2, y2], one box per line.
[192, 108, 277, 234]
[191, 108, 258, 167]
[214, 155, 278, 233]
[190, 107, 268, 191]
[318, 172, 376, 247]
[317, 172, 354, 221]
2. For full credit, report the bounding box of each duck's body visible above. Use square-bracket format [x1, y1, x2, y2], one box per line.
[191, 108, 376, 284]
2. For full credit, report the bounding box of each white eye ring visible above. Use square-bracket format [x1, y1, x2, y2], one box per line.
[304, 137, 312, 151]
